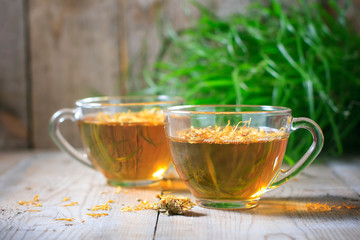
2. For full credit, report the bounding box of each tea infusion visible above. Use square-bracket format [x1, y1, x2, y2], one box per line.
[78, 108, 171, 185]
[169, 120, 289, 200]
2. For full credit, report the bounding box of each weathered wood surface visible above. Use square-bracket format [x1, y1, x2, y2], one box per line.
[29, 0, 121, 149]
[0, 0, 256, 149]
[0, 151, 359, 240]
[0, 0, 29, 149]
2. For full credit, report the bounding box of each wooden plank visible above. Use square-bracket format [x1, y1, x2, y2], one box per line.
[29, 0, 120, 148]
[0, 152, 359, 239]
[0, 151, 161, 239]
[155, 163, 360, 240]
[0, 0, 29, 149]
[122, 0, 208, 92]
[328, 156, 360, 195]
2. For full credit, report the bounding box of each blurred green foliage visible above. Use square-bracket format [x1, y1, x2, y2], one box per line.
[140, 0, 360, 163]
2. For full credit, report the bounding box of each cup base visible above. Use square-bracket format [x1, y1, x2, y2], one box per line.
[196, 198, 259, 210]
[107, 179, 160, 187]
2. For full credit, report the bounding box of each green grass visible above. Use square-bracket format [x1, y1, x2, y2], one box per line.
[139, 0, 360, 163]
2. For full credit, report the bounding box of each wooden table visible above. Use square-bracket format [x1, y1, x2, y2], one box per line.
[0, 151, 359, 240]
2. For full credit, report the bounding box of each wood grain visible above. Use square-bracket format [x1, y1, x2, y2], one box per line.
[29, 0, 120, 148]
[0, 152, 359, 240]
[0, 0, 29, 149]
[0, 151, 161, 239]
[155, 164, 360, 240]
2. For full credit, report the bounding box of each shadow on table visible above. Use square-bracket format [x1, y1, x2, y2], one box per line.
[240, 195, 360, 218]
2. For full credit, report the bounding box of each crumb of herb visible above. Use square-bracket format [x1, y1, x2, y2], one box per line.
[55, 218, 74, 222]
[87, 213, 109, 218]
[115, 186, 122, 194]
[62, 202, 78, 207]
[18, 195, 42, 207]
[91, 200, 114, 211]
[121, 195, 195, 215]
[343, 203, 356, 209]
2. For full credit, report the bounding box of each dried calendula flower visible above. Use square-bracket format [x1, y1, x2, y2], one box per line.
[177, 119, 287, 144]
[154, 194, 196, 215]
[18, 195, 42, 207]
[62, 202, 78, 207]
[91, 200, 114, 211]
[33, 202, 42, 207]
[87, 213, 109, 218]
[55, 218, 74, 222]
[306, 202, 333, 212]
[343, 203, 356, 209]
[115, 186, 122, 194]
[93, 108, 164, 125]
[62, 197, 70, 202]
[121, 206, 134, 212]
[18, 201, 33, 205]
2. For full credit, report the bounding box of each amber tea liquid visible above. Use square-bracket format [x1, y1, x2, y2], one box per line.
[78, 117, 171, 186]
[169, 128, 288, 202]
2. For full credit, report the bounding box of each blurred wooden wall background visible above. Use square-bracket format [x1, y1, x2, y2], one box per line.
[1, 0, 359, 149]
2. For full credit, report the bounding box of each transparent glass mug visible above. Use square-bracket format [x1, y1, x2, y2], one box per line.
[49, 96, 184, 187]
[165, 105, 324, 209]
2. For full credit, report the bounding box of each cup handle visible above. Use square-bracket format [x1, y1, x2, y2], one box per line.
[49, 108, 94, 169]
[268, 117, 324, 189]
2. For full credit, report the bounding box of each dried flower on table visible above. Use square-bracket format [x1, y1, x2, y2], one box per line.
[90, 200, 114, 211]
[87, 213, 109, 218]
[343, 204, 356, 209]
[115, 186, 122, 194]
[55, 218, 74, 222]
[18, 195, 42, 207]
[62, 202, 78, 207]
[154, 194, 196, 215]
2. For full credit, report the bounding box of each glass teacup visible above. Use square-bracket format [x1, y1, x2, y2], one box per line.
[165, 105, 323, 209]
[49, 96, 184, 187]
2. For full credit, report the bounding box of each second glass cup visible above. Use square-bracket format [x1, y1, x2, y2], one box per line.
[164, 105, 323, 209]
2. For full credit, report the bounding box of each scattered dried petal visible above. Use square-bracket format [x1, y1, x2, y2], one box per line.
[87, 213, 109, 218]
[122, 195, 195, 215]
[33, 195, 39, 202]
[121, 206, 134, 212]
[55, 218, 74, 222]
[33, 202, 42, 207]
[115, 186, 122, 194]
[18, 201, 33, 205]
[306, 203, 332, 212]
[343, 204, 356, 209]
[62, 202, 78, 207]
[91, 200, 114, 211]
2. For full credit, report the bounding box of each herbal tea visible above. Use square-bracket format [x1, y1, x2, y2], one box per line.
[78, 109, 172, 185]
[168, 123, 289, 201]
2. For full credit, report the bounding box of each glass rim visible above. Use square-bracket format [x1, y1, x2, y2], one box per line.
[165, 105, 292, 115]
[75, 95, 184, 107]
